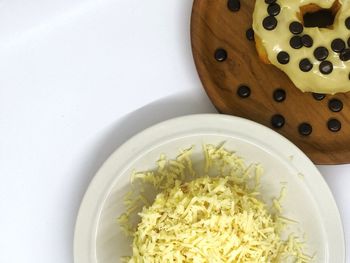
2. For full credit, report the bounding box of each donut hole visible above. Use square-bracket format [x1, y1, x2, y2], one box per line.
[299, 1, 341, 28]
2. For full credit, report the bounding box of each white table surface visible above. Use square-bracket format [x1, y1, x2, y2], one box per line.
[0, 0, 349, 262]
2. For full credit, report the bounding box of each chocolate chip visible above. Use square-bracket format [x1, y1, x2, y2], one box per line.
[246, 28, 254, 41]
[349, 73, 350, 80]
[319, 61, 333, 75]
[314, 47, 328, 61]
[271, 114, 285, 129]
[214, 48, 227, 62]
[328, 99, 343, 112]
[267, 3, 280, 16]
[301, 35, 313, 47]
[263, 16, 278, 30]
[237, 85, 251, 98]
[340, 48, 350, 61]
[327, 118, 341, 132]
[290, 36, 303, 49]
[331, 38, 346, 53]
[277, 51, 290, 64]
[345, 17, 350, 29]
[299, 58, 313, 72]
[265, 0, 276, 4]
[347, 37, 350, 47]
[273, 89, 286, 102]
[298, 123, 312, 136]
[312, 93, 326, 100]
[227, 0, 240, 12]
[289, 21, 303, 34]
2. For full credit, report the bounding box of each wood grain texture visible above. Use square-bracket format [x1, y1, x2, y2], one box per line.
[191, 0, 350, 164]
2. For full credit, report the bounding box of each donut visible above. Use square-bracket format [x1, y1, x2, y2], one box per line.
[253, 0, 350, 94]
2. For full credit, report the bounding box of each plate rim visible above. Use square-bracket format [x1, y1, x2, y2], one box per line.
[73, 114, 345, 263]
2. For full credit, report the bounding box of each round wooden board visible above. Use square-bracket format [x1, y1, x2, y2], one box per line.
[191, 0, 350, 165]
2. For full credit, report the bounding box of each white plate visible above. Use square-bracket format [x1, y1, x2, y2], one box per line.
[74, 114, 345, 263]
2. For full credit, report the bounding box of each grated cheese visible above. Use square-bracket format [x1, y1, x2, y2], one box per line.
[118, 144, 312, 262]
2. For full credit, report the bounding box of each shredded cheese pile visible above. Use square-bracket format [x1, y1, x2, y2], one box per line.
[118, 144, 311, 262]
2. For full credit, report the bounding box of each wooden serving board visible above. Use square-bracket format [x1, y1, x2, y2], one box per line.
[191, 0, 350, 164]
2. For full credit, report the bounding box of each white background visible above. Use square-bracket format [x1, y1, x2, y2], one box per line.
[0, 0, 348, 262]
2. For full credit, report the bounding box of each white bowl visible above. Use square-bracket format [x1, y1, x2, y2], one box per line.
[74, 114, 345, 263]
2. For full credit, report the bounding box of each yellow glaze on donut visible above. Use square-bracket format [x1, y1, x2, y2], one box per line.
[253, 0, 350, 94]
